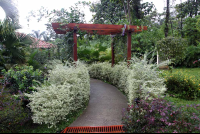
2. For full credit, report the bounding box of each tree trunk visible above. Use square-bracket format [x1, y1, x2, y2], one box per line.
[165, 0, 170, 37]
[122, 0, 127, 17]
[127, 0, 131, 24]
[180, 0, 183, 37]
[170, 18, 174, 36]
[195, 0, 198, 16]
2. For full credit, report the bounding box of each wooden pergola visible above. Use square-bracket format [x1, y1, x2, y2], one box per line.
[51, 23, 147, 66]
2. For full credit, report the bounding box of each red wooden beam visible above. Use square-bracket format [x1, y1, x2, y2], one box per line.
[73, 27, 78, 61]
[52, 23, 147, 35]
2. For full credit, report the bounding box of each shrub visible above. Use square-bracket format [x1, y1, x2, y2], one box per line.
[122, 93, 200, 133]
[164, 73, 200, 100]
[25, 61, 90, 128]
[1, 65, 45, 94]
[88, 51, 168, 104]
[27, 49, 50, 70]
[156, 36, 188, 66]
[0, 94, 31, 133]
[174, 45, 200, 68]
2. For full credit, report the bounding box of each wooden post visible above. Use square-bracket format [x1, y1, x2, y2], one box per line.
[73, 26, 78, 61]
[111, 36, 115, 67]
[127, 31, 132, 66]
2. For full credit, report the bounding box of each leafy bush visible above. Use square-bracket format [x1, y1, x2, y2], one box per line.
[25, 61, 90, 128]
[164, 73, 200, 100]
[156, 36, 188, 66]
[174, 45, 200, 68]
[0, 94, 31, 133]
[1, 65, 45, 94]
[88, 51, 168, 103]
[27, 49, 49, 70]
[122, 93, 200, 133]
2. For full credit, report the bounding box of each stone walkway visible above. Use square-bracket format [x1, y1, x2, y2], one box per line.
[69, 78, 128, 127]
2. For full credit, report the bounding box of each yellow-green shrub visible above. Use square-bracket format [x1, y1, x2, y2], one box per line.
[164, 73, 200, 100]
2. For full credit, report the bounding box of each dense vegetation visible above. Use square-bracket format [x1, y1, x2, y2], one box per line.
[0, 0, 200, 133]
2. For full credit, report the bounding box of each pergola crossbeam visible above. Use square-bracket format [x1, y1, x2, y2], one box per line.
[51, 23, 147, 66]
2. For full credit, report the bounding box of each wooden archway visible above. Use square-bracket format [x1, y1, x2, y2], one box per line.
[51, 23, 147, 66]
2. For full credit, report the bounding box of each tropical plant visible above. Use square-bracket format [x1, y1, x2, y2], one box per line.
[0, 19, 33, 69]
[1, 65, 44, 95]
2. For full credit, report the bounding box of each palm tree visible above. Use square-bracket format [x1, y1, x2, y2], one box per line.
[42, 34, 51, 42]
[0, 19, 33, 68]
[30, 30, 46, 39]
[0, 0, 19, 27]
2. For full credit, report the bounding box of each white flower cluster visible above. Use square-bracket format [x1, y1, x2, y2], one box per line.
[25, 60, 90, 128]
[88, 52, 169, 104]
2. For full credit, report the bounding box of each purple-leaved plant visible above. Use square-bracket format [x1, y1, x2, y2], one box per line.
[122, 89, 200, 133]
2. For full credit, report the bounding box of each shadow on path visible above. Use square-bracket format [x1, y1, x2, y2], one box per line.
[69, 78, 128, 127]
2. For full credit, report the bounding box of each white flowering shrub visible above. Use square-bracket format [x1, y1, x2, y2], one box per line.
[25, 60, 90, 128]
[126, 53, 168, 103]
[88, 51, 170, 104]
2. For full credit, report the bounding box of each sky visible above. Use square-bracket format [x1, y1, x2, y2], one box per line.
[0, 0, 187, 35]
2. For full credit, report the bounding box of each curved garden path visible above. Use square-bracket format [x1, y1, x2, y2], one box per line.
[69, 78, 128, 127]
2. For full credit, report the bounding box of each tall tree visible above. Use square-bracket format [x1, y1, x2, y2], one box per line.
[92, 0, 154, 25]
[0, 0, 19, 26]
[90, 0, 125, 24]
[175, 0, 200, 19]
[165, 0, 170, 37]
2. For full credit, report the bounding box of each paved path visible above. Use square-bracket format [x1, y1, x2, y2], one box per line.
[69, 78, 128, 127]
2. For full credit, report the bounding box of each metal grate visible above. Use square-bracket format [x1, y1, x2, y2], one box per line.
[61, 125, 125, 133]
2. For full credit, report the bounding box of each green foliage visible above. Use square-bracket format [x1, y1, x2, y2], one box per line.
[0, 94, 31, 133]
[0, 19, 33, 67]
[27, 50, 42, 70]
[1, 65, 44, 94]
[163, 73, 200, 100]
[175, 0, 200, 19]
[26, 47, 60, 71]
[175, 45, 200, 68]
[156, 36, 188, 65]
[77, 38, 111, 63]
[25, 61, 90, 128]
[99, 48, 112, 62]
[183, 15, 200, 46]
[90, 0, 125, 24]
